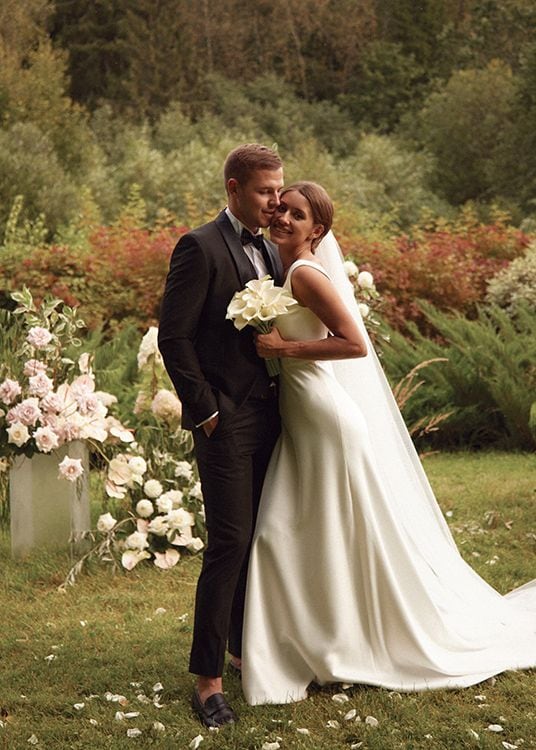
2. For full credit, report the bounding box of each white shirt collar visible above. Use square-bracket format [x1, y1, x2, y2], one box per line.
[224, 207, 262, 238]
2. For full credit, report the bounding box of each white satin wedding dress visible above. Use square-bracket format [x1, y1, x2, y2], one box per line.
[242, 245, 536, 706]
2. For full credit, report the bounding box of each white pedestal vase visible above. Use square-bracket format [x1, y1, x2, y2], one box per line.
[9, 441, 90, 559]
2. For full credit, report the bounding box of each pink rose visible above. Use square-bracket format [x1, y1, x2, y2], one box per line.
[28, 372, 54, 398]
[26, 326, 53, 349]
[33, 425, 60, 453]
[23, 359, 47, 377]
[0, 378, 22, 405]
[58, 456, 84, 482]
[13, 397, 42, 427]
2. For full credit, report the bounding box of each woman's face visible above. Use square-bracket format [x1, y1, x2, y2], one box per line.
[269, 190, 323, 251]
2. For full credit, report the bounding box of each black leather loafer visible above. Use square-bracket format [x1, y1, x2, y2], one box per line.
[191, 690, 238, 727]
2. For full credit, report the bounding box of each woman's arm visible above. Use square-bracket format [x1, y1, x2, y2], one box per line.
[255, 265, 367, 361]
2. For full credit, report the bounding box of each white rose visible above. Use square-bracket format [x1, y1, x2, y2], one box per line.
[34, 425, 60, 453]
[97, 512, 117, 533]
[0, 378, 22, 405]
[357, 270, 374, 289]
[167, 508, 194, 530]
[160, 489, 183, 508]
[174, 461, 193, 480]
[151, 389, 182, 423]
[7, 421, 30, 447]
[125, 531, 149, 550]
[147, 516, 169, 536]
[58, 456, 84, 482]
[343, 260, 359, 278]
[27, 326, 53, 349]
[128, 456, 147, 475]
[358, 302, 370, 319]
[135, 499, 154, 518]
[156, 494, 173, 514]
[144, 479, 163, 498]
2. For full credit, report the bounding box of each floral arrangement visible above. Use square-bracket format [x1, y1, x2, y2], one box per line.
[63, 327, 205, 584]
[226, 276, 297, 375]
[0, 288, 133, 481]
[0, 291, 205, 580]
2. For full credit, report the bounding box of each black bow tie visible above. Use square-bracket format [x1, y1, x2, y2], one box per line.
[240, 228, 266, 252]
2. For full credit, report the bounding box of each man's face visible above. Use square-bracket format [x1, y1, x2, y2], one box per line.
[227, 168, 284, 231]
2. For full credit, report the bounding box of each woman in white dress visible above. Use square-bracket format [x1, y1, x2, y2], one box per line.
[241, 181, 536, 706]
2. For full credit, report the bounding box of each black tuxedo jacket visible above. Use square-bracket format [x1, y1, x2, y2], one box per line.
[158, 211, 283, 430]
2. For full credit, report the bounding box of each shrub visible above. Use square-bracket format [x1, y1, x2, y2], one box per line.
[381, 302, 536, 451]
[486, 242, 536, 313]
[342, 219, 531, 332]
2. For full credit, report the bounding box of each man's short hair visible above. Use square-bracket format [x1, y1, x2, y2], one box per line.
[223, 144, 282, 191]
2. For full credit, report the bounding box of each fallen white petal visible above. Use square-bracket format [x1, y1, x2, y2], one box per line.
[475, 694, 487, 701]
[153, 721, 166, 732]
[365, 715, 379, 727]
[332, 693, 350, 703]
[73, 703, 85, 710]
[296, 727, 310, 735]
[468, 729, 480, 739]
[152, 682, 163, 692]
[115, 712, 125, 721]
[190, 736, 204, 749]
[124, 712, 140, 719]
[27, 736, 39, 745]
[425, 734, 433, 739]
[127, 728, 142, 737]
[79, 620, 88, 627]
[502, 743, 519, 749]
[130, 682, 142, 688]
[341, 683, 353, 689]
[154, 607, 167, 615]
[350, 744, 363, 749]
[326, 720, 340, 728]
[487, 725, 504, 733]
[344, 709, 357, 721]
[44, 654, 57, 662]
[89, 719, 99, 726]
[137, 693, 151, 704]
[261, 743, 280, 750]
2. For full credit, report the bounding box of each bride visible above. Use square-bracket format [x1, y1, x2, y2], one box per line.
[240, 181, 536, 705]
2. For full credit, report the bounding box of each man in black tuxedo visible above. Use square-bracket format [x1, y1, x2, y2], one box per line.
[158, 144, 284, 727]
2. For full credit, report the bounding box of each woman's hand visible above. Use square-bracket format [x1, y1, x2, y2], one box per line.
[255, 327, 286, 359]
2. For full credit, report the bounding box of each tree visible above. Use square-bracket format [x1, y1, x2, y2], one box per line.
[417, 61, 517, 204]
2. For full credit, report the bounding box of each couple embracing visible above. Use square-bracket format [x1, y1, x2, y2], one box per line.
[158, 144, 536, 728]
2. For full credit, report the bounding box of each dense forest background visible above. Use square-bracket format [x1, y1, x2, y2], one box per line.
[1, 0, 536, 237]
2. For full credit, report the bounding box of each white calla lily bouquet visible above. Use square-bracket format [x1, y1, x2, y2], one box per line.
[226, 276, 297, 375]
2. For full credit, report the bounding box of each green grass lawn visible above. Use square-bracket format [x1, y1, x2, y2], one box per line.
[0, 452, 535, 750]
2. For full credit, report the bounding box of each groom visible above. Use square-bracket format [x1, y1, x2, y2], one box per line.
[158, 144, 284, 727]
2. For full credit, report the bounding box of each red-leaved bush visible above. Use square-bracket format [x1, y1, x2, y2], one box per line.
[342, 223, 531, 331]
[2, 224, 188, 331]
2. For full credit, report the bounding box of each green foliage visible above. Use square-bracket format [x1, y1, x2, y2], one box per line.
[415, 60, 517, 204]
[486, 241, 536, 312]
[382, 302, 536, 450]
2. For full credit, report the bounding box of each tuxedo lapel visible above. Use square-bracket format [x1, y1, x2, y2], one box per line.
[215, 211, 257, 287]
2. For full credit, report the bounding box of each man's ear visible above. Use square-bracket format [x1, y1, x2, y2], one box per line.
[227, 177, 239, 196]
